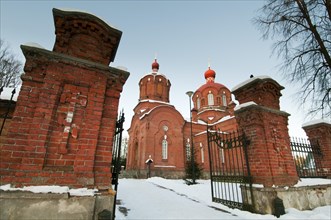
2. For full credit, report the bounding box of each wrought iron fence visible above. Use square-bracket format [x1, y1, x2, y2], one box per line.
[0, 87, 17, 135]
[111, 111, 125, 220]
[290, 137, 325, 178]
[207, 127, 253, 211]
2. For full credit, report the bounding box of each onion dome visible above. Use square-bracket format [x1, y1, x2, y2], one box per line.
[204, 67, 216, 82]
[152, 59, 159, 71]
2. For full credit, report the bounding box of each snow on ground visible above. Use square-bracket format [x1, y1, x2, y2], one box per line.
[0, 184, 98, 196]
[115, 177, 331, 220]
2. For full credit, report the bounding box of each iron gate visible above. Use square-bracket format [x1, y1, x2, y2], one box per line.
[111, 111, 125, 220]
[290, 137, 325, 178]
[207, 127, 253, 211]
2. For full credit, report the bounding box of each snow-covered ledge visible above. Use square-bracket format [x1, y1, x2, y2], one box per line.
[0, 185, 115, 220]
[234, 101, 257, 111]
[23, 42, 45, 49]
[302, 119, 331, 128]
[231, 75, 277, 92]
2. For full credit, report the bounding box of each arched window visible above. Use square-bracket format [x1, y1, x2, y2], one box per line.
[208, 92, 214, 106]
[186, 139, 191, 161]
[219, 141, 225, 163]
[200, 143, 204, 163]
[222, 93, 227, 106]
[162, 139, 168, 160]
[197, 97, 201, 109]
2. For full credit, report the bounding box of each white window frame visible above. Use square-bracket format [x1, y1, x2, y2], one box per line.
[162, 139, 168, 160]
[186, 139, 191, 161]
[200, 143, 204, 163]
[208, 92, 214, 106]
[222, 93, 227, 106]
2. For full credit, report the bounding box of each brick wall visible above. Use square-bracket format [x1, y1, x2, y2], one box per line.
[0, 9, 129, 189]
[233, 77, 299, 187]
[303, 121, 331, 178]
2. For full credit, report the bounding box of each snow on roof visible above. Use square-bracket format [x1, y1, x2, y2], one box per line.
[194, 115, 235, 126]
[139, 99, 171, 105]
[234, 101, 257, 111]
[197, 108, 225, 116]
[0, 86, 21, 101]
[0, 184, 98, 196]
[154, 165, 176, 168]
[140, 72, 170, 82]
[195, 130, 207, 136]
[22, 42, 45, 49]
[116, 66, 128, 71]
[139, 104, 173, 120]
[197, 119, 207, 125]
[207, 115, 235, 125]
[231, 75, 272, 92]
[302, 119, 331, 128]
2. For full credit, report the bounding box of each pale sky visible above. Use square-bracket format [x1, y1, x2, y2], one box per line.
[1, 0, 315, 137]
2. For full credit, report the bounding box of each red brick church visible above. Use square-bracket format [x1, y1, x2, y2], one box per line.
[126, 59, 238, 178]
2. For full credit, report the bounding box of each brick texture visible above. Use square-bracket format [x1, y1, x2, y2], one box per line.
[303, 122, 331, 178]
[233, 77, 299, 187]
[0, 9, 129, 189]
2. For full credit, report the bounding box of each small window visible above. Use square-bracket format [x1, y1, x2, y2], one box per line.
[208, 93, 214, 106]
[200, 143, 204, 163]
[186, 139, 191, 161]
[220, 142, 225, 163]
[222, 94, 227, 106]
[197, 98, 201, 109]
[162, 139, 168, 160]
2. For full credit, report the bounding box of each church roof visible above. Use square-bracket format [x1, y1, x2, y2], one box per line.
[195, 82, 228, 93]
[139, 58, 170, 82]
[195, 66, 230, 93]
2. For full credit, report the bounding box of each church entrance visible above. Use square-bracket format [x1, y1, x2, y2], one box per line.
[207, 127, 253, 211]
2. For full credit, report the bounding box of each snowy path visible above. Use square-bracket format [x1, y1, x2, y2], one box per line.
[114, 178, 331, 220]
[115, 179, 238, 219]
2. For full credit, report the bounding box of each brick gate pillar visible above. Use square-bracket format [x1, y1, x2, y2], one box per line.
[232, 76, 298, 187]
[302, 120, 331, 178]
[0, 9, 129, 189]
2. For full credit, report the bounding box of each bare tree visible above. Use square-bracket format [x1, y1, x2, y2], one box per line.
[254, 0, 331, 118]
[0, 39, 23, 88]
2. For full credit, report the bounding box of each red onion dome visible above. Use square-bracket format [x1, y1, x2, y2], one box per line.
[152, 59, 159, 70]
[204, 67, 216, 79]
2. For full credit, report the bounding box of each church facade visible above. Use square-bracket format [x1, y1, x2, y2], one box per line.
[126, 59, 238, 178]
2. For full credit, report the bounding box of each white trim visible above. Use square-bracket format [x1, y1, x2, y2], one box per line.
[154, 165, 176, 168]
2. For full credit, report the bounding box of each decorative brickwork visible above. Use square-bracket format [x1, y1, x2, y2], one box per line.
[52, 8, 122, 65]
[303, 120, 331, 178]
[0, 9, 129, 189]
[233, 76, 283, 110]
[233, 77, 299, 187]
